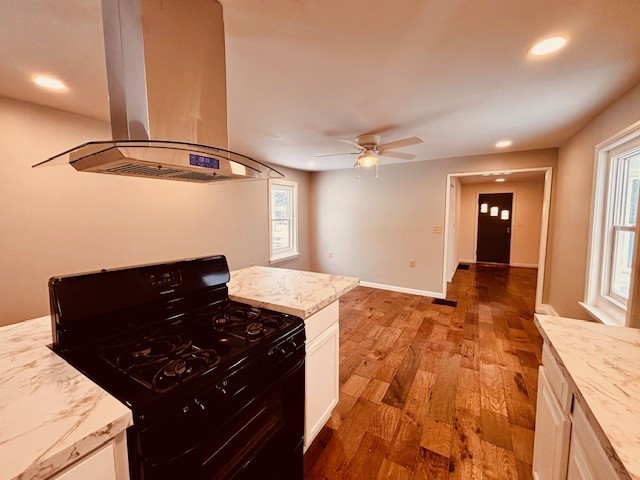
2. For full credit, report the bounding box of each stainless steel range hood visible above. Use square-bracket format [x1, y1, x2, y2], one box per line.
[33, 0, 282, 183]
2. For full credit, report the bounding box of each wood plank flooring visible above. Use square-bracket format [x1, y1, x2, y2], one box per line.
[305, 264, 542, 480]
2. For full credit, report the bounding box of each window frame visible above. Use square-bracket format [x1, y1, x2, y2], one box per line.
[583, 122, 640, 326]
[268, 179, 299, 264]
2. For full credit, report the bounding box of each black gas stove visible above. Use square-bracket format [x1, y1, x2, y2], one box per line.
[49, 256, 305, 480]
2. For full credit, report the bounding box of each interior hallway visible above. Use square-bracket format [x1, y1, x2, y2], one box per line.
[305, 264, 541, 480]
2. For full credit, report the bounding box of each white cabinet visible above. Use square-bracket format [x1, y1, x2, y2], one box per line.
[534, 343, 625, 480]
[53, 432, 129, 480]
[567, 400, 621, 480]
[304, 301, 340, 451]
[532, 366, 571, 480]
[567, 429, 594, 480]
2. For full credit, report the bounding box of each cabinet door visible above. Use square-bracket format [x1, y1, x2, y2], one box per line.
[304, 322, 339, 451]
[567, 434, 595, 480]
[53, 432, 129, 480]
[532, 367, 571, 480]
[53, 441, 118, 480]
[569, 400, 621, 480]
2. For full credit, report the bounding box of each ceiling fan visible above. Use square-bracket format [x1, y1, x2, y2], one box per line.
[314, 134, 424, 167]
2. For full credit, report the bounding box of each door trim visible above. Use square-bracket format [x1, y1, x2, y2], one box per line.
[473, 191, 515, 264]
[443, 166, 553, 312]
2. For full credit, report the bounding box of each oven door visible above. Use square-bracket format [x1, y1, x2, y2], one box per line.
[132, 352, 304, 480]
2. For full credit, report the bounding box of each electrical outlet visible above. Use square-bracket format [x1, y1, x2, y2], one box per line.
[409, 259, 416, 268]
[433, 225, 442, 234]
[328, 251, 333, 259]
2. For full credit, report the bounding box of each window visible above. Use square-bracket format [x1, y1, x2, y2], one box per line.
[269, 179, 298, 263]
[605, 152, 639, 302]
[584, 124, 640, 325]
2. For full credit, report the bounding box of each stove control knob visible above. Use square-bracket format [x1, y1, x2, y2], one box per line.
[194, 399, 206, 412]
[182, 399, 206, 417]
[276, 341, 295, 357]
[216, 384, 228, 398]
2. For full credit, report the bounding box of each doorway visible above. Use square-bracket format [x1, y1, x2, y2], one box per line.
[443, 167, 553, 312]
[477, 192, 513, 264]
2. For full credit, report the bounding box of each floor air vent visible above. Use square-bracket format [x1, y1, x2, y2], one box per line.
[432, 298, 458, 308]
[457, 264, 470, 270]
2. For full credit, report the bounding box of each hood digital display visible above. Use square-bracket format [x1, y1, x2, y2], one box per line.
[189, 154, 220, 169]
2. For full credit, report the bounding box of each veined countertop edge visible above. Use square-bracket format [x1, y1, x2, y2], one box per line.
[0, 317, 132, 480]
[534, 314, 637, 480]
[228, 266, 360, 318]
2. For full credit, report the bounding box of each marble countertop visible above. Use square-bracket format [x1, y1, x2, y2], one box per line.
[0, 316, 133, 480]
[228, 266, 359, 318]
[535, 314, 640, 480]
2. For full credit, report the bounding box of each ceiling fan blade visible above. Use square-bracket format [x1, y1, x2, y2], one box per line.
[353, 160, 359, 167]
[379, 136, 423, 151]
[313, 152, 359, 158]
[380, 151, 417, 160]
[338, 139, 364, 151]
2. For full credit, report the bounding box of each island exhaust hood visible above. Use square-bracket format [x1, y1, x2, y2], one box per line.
[33, 0, 283, 183]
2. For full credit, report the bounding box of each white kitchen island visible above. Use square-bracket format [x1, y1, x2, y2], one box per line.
[0, 265, 358, 478]
[228, 266, 359, 450]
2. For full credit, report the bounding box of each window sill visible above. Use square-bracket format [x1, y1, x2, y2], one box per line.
[269, 253, 300, 265]
[579, 302, 625, 326]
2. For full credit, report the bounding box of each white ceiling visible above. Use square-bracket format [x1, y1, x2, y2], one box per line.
[2, 0, 640, 171]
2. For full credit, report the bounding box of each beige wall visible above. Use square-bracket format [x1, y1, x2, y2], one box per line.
[310, 149, 557, 295]
[545, 81, 640, 319]
[0, 96, 310, 326]
[458, 178, 545, 267]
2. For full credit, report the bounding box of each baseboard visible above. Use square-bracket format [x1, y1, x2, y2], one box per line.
[360, 281, 446, 299]
[536, 304, 558, 316]
[460, 258, 475, 264]
[447, 268, 457, 283]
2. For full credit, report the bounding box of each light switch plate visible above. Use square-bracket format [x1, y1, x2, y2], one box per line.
[433, 225, 442, 234]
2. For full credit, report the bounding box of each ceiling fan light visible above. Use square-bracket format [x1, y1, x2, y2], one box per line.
[358, 150, 378, 167]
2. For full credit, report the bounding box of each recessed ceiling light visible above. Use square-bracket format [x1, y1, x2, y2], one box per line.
[495, 178, 506, 183]
[495, 140, 512, 148]
[529, 36, 567, 56]
[32, 74, 67, 91]
[502, 172, 511, 175]
[482, 173, 492, 176]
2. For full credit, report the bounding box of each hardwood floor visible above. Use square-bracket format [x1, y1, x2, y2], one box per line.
[305, 264, 542, 480]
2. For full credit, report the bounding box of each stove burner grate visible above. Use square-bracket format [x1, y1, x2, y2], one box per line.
[99, 330, 221, 393]
[204, 301, 292, 344]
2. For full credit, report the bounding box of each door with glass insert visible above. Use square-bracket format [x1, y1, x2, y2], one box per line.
[477, 193, 513, 264]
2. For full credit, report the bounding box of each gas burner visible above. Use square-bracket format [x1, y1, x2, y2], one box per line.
[246, 322, 265, 342]
[212, 313, 231, 329]
[194, 301, 293, 345]
[102, 335, 191, 373]
[164, 359, 188, 377]
[99, 325, 222, 393]
[150, 349, 221, 393]
[131, 346, 152, 357]
[261, 314, 287, 329]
